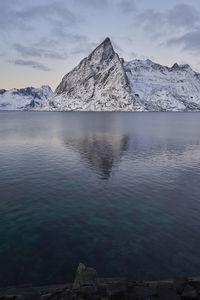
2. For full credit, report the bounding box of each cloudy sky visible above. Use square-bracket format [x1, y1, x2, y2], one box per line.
[1, 0, 200, 91]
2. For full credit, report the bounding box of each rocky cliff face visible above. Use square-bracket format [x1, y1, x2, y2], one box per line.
[0, 85, 53, 110]
[41, 38, 200, 112]
[41, 38, 140, 111]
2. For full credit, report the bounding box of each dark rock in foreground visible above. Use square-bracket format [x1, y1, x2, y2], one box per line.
[1, 265, 200, 299]
[73, 263, 98, 289]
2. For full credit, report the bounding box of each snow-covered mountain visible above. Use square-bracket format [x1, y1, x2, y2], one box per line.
[41, 38, 200, 111]
[123, 59, 200, 111]
[40, 38, 140, 111]
[0, 85, 53, 110]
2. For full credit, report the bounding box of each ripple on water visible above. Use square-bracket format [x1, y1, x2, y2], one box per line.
[0, 112, 200, 285]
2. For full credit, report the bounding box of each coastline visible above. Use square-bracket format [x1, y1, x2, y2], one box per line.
[0, 276, 200, 299]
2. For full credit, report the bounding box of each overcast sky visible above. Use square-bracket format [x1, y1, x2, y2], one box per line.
[1, 0, 200, 91]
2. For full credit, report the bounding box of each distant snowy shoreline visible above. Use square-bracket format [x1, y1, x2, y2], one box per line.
[0, 86, 52, 111]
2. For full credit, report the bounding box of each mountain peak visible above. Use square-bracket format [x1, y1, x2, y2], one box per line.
[44, 37, 135, 111]
[171, 63, 179, 70]
[40, 37, 200, 112]
[103, 37, 112, 44]
[171, 62, 193, 72]
[97, 37, 112, 47]
[88, 37, 115, 63]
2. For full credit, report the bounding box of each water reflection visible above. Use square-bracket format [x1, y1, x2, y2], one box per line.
[64, 133, 129, 179]
[1, 112, 200, 286]
[59, 111, 200, 179]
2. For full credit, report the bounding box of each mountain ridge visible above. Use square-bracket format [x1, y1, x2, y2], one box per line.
[40, 37, 200, 111]
[0, 85, 53, 110]
[124, 58, 200, 111]
[2, 38, 200, 111]
[43, 37, 140, 111]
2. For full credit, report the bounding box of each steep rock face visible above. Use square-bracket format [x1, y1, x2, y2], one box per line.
[123, 59, 200, 111]
[42, 38, 139, 111]
[40, 38, 200, 112]
[0, 85, 53, 110]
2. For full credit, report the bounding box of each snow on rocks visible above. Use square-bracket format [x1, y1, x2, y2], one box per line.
[123, 59, 200, 111]
[41, 38, 140, 111]
[7, 37, 200, 112]
[0, 85, 53, 110]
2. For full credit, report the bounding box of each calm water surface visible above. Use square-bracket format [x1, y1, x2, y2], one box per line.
[0, 111, 200, 286]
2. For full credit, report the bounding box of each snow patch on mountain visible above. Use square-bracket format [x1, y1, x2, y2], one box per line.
[0, 85, 53, 110]
[11, 37, 200, 112]
[123, 59, 200, 111]
[41, 38, 141, 111]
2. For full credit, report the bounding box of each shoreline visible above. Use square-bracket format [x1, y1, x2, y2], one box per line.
[0, 276, 200, 299]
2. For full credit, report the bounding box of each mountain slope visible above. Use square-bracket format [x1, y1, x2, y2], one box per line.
[40, 38, 200, 112]
[41, 38, 140, 111]
[0, 85, 53, 110]
[123, 59, 200, 111]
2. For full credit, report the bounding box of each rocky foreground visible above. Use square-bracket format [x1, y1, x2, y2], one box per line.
[0, 263, 200, 299]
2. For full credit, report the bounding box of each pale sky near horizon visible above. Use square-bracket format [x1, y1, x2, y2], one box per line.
[1, 0, 200, 91]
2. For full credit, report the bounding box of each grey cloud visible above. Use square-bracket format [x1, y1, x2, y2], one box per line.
[74, 0, 135, 13]
[18, 3, 77, 26]
[1, 1, 88, 65]
[70, 42, 97, 56]
[167, 4, 199, 30]
[11, 59, 52, 71]
[167, 30, 200, 54]
[74, 0, 109, 9]
[0, 1, 77, 33]
[13, 31, 95, 62]
[14, 43, 68, 60]
[129, 51, 155, 61]
[35, 33, 94, 58]
[38, 31, 97, 57]
[135, 4, 200, 38]
[135, 9, 165, 38]
[0, 1, 32, 31]
[0, 52, 6, 57]
[50, 29, 88, 44]
[119, 0, 136, 14]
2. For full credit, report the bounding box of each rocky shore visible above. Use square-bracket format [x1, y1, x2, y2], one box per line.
[0, 264, 200, 299]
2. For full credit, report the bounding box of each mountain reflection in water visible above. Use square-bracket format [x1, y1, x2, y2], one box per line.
[64, 133, 129, 179]
[1, 112, 200, 287]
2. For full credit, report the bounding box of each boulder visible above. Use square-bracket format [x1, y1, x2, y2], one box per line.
[182, 284, 198, 298]
[73, 263, 98, 289]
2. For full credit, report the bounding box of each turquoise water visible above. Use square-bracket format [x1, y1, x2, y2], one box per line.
[0, 111, 200, 287]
